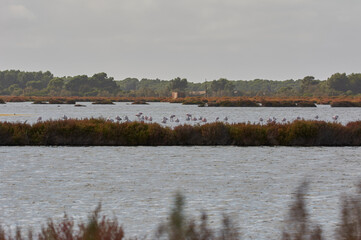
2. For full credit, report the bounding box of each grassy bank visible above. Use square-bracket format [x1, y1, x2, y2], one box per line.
[2, 182, 361, 240]
[0, 119, 361, 146]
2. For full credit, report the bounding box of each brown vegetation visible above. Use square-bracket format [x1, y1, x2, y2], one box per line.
[331, 101, 361, 107]
[2, 96, 361, 108]
[92, 99, 114, 105]
[131, 100, 148, 104]
[0, 119, 361, 146]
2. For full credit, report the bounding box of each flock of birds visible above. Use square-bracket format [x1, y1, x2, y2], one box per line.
[36, 113, 340, 124]
[258, 114, 339, 123]
[105, 113, 228, 124]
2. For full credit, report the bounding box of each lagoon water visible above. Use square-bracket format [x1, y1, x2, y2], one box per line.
[0, 101, 361, 125]
[1, 146, 361, 240]
[1, 103, 361, 239]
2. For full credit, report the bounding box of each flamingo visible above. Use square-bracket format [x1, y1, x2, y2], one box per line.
[224, 116, 228, 121]
[37, 117, 42, 122]
[62, 115, 68, 120]
[175, 118, 180, 123]
[216, 117, 220, 121]
[115, 116, 122, 121]
[332, 115, 339, 121]
[315, 115, 319, 119]
[259, 117, 263, 122]
[282, 118, 287, 122]
[202, 118, 207, 123]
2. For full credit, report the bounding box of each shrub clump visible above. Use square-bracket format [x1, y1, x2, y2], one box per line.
[92, 100, 114, 105]
[331, 101, 361, 107]
[0, 119, 360, 146]
[203, 100, 259, 107]
[131, 100, 148, 105]
[32, 100, 47, 104]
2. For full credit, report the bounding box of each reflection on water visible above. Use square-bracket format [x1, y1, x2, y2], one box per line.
[0, 146, 361, 239]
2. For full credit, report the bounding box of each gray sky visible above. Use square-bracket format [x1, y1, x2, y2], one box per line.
[1, 0, 361, 82]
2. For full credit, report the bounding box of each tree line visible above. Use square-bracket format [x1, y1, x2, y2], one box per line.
[0, 70, 359, 97]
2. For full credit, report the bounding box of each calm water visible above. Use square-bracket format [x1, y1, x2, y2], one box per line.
[1, 103, 361, 239]
[0, 102, 361, 125]
[1, 146, 361, 240]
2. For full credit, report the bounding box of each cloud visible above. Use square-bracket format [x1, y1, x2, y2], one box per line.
[1, 0, 361, 81]
[5, 4, 36, 20]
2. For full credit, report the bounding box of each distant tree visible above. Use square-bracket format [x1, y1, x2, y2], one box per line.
[1, 70, 19, 89]
[300, 76, 321, 96]
[65, 75, 89, 95]
[40, 71, 54, 88]
[210, 78, 234, 96]
[26, 80, 43, 90]
[327, 73, 349, 92]
[170, 77, 188, 91]
[47, 78, 65, 95]
[90, 72, 118, 94]
[224, 81, 235, 95]
[348, 73, 361, 94]
[18, 72, 34, 88]
[119, 78, 139, 91]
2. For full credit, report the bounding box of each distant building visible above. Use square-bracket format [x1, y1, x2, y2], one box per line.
[172, 91, 186, 99]
[189, 91, 206, 97]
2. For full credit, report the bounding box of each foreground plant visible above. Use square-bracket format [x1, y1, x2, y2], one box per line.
[156, 192, 240, 240]
[0, 204, 124, 240]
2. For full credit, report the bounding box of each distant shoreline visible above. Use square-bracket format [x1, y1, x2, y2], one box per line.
[1, 96, 361, 107]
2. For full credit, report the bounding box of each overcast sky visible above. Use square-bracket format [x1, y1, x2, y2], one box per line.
[1, 0, 361, 82]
